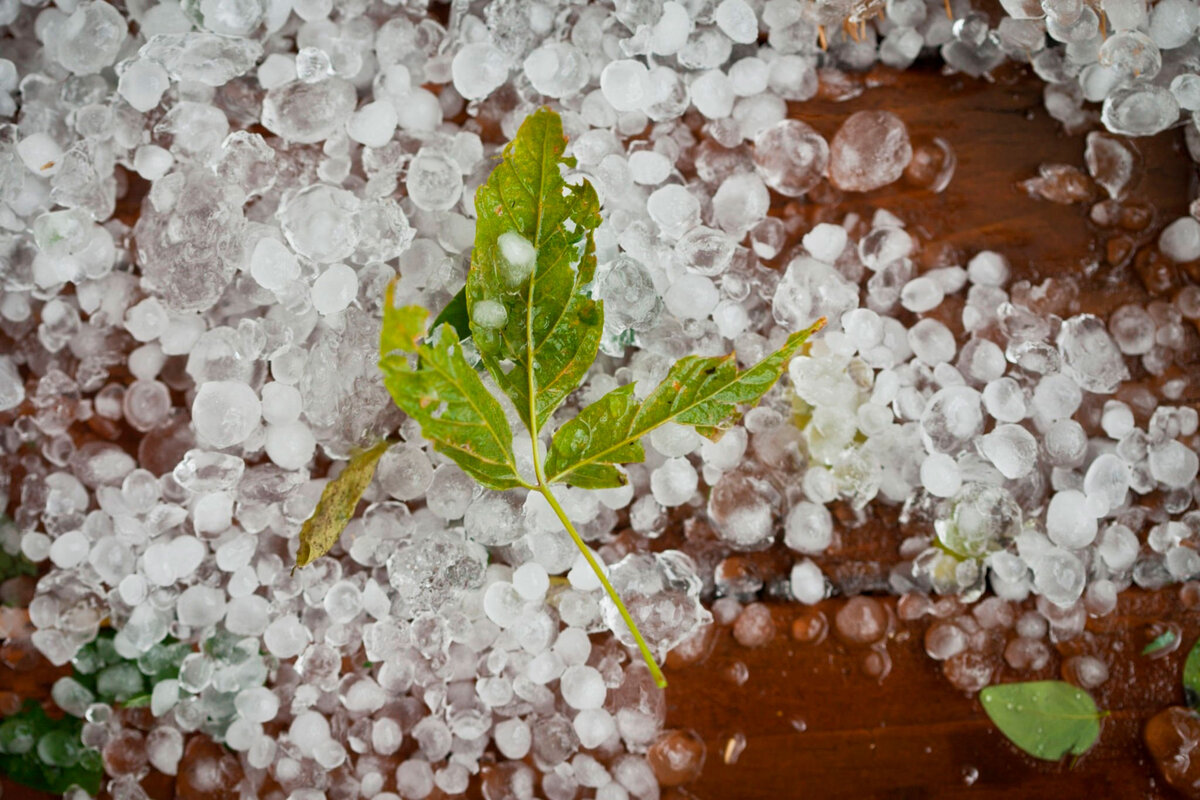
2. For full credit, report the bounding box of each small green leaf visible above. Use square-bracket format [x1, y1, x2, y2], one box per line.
[378, 288, 524, 490]
[466, 106, 604, 434]
[980, 681, 1105, 761]
[294, 440, 390, 571]
[544, 321, 824, 488]
[1183, 638, 1200, 707]
[1142, 629, 1177, 656]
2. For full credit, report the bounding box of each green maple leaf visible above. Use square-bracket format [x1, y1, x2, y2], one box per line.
[305, 107, 821, 688]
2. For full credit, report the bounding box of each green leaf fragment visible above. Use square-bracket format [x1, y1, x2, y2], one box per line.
[465, 106, 604, 434]
[1142, 629, 1177, 655]
[430, 286, 471, 344]
[544, 322, 824, 488]
[1183, 638, 1200, 708]
[980, 680, 1105, 761]
[294, 439, 390, 571]
[379, 289, 524, 490]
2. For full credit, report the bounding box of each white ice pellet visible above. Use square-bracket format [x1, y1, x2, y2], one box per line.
[1159, 217, 1200, 263]
[16, 133, 63, 176]
[650, 457, 698, 506]
[311, 263, 358, 315]
[560, 664, 606, 710]
[117, 59, 170, 112]
[191, 381, 261, 448]
[600, 60, 652, 112]
[346, 101, 398, 148]
[789, 559, 827, 604]
[715, 0, 759, 43]
[452, 42, 510, 100]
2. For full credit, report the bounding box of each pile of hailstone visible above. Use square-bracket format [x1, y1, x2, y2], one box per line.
[1, 0, 1199, 796]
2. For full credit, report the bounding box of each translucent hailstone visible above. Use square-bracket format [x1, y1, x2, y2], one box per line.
[908, 319, 957, 365]
[979, 424, 1038, 479]
[936, 483, 1022, 558]
[346, 101, 398, 149]
[711, 173, 769, 233]
[1046, 490, 1098, 549]
[690, 70, 735, 119]
[497, 232, 537, 287]
[1148, 440, 1200, 488]
[51, 1, 127, 75]
[406, 152, 463, 212]
[472, 299, 508, 329]
[117, 59, 170, 112]
[523, 42, 590, 98]
[646, 185, 701, 239]
[280, 184, 360, 263]
[803, 223, 848, 263]
[264, 421, 316, 470]
[921, 388, 979, 455]
[1056, 314, 1129, 394]
[1101, 84, 1179, 137]
[900, 277, 945, 313]
[773, 256, 859, 330]
[714, 0, 759, 43]
[650, 458, 698, 506]
[387, 531, 487, 613]
[311, 264, 359, 316]
[828, 111, 913, 192]
[664, 274, 719, 320]
[920, 452, 962, 497]
[601, 60, 652, 112]
[1159, 217, 1200, 263]
[597, 256, 662, 332]
[191, 381, 261, 448]
[603, 551, 712, 656]
[1109, 304, 1155, 354]
[784, 501, 833, 554]
[753, 120, 829, 197]
[262, 78, 357, 144]
[628, 150, 672, 185]
[1031, 546, 1086, 607]
[451, 42, 510, 100]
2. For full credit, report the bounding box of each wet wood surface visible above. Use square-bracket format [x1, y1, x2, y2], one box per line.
[3, 59, 1199, 800]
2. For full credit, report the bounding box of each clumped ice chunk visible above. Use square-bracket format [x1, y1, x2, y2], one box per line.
[386, 531, 488, 613]
[602, 551, 713, 657]
[828, 111, 913, 192]
[262, 78, 357, 143]
[753, 119, 829, 197]
[135, 171, 245, 311]
[773, 256, 859, 330]
[1056, 314, 1129, 393]
[140, 33, 263, 86]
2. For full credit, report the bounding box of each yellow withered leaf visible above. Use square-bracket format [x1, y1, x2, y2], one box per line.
[294, 440, 390, 572]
